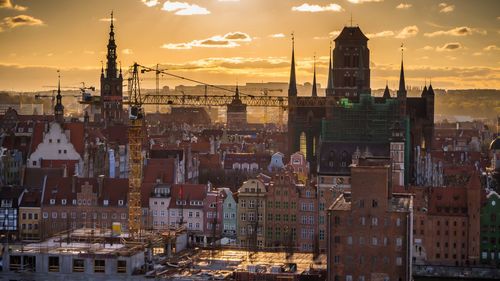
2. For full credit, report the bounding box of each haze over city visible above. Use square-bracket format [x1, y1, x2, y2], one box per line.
[0, 0, 499, 91]
[1, 1, 500, 281]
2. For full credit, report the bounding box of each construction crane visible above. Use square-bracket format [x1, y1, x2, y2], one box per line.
[127, 63, 144, 239]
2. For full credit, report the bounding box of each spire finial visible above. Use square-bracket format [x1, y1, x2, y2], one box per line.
[119, 61, 122, 74]
[350, 12, 353, 27]
[110, 11, 114, 29]
[101, 60, 104, 73]
[57, 69, 61, 94]
[401, 43, 404, 62]
[291, 31, 295, 49]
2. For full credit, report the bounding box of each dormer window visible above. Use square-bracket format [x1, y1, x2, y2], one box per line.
[118, 200, 124, 206]
[61, 199, 67, 205]
[50, 199, 56, 205]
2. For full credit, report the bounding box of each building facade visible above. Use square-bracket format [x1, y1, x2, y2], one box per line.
[327, 158, 413, 281]
[237, 179, 266, 248]
[480, 191, 500, 265]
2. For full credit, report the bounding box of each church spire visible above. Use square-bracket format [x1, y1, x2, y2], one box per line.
[288, 33, 297, 97]
[105, 11, 118, 79]
[397, 43, 407, 98]
[326, 41, 334, 94]
[54, 70, 64, 123]
[312, 54, 317, 97]
[383, 81, 391, 99]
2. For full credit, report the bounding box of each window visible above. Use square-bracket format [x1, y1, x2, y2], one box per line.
[319, 229, 325, 240]
[61, 199, 67, 205]
[73, 259, 85, 272]
[49, 256, 60, 272]
[372, 237, 378, 246]
[372, 200, 378, 208]
[103, 200, 109, 206]
[372, 217, 378, 226]
[396, 218, 401, 226]
[396, 257, 402, 266]
[50, 199, 56, 205]
[347, 236, 353, 245]
[396, 237, 402, 247]
[334, 255, 340, 264]
[43, 212, 48, 219]
[117, 260, 127, 273]
[241, 213, 246, 221]
[240, 200, 246, 208]
[94, 259, 105, 273]
[118, 200, 124, 206]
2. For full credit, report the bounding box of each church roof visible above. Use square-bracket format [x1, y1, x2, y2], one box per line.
[334, 26, 369, 42]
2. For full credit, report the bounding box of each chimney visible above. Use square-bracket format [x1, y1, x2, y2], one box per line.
[72, 174, 77, 193]
[98, 175, 104, 197]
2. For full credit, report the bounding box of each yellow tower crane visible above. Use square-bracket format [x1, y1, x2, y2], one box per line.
[127, 63, 144, 238]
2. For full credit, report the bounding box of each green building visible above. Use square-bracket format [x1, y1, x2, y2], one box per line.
[480, 191, 500, 265]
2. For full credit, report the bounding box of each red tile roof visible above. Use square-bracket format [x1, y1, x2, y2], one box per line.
[42, 176, 128, 207]
[169, 184, 208, 209]
[143, 158, 176, 184]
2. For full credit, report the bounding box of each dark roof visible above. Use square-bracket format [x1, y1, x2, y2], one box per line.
[0, 186, 25, 207]
[20, 190, 41, 207]
[334, 26, 369, 42]
[42, 176, 128, 207]
[318, 142, 389, 175]
[23, 167, 64, 188]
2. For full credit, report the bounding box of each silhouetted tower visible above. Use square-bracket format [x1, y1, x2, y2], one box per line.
[326, 43, 334, 96]
[100, 11, 123, 125]
[288, 35, 298, 154]
[54, 71, 64, 123]
[422, 82, 435, 151]
[397, 48, 407, 116]
[311, 56, 318, 97]
[332, 26, 370, 99]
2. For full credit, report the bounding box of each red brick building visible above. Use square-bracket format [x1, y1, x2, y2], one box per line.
[328, 158, 413, 281]
[41, 175, 128, 238]
[412, 172, 482, 266]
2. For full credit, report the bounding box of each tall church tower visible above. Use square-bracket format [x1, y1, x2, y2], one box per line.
[101, 11, 123, 125]
[331, 26, 370, 99]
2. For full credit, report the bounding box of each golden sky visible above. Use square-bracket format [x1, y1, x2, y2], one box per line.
[0, 0, 499, 91]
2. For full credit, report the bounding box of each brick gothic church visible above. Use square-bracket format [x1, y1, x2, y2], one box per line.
[287, 25, 434, 185]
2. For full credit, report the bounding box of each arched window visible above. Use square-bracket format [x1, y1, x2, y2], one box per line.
[341, 151, 349, 167]
[300, 132, 307, 160]
[328, 150, 335, 168]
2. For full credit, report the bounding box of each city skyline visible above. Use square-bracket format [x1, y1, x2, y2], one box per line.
[0, 0, 499, 91]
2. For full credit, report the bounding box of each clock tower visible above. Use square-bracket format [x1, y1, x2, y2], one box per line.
[100, 11, 123, 125]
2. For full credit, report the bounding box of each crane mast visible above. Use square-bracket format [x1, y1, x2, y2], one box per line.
[128, 63, 144, 238]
